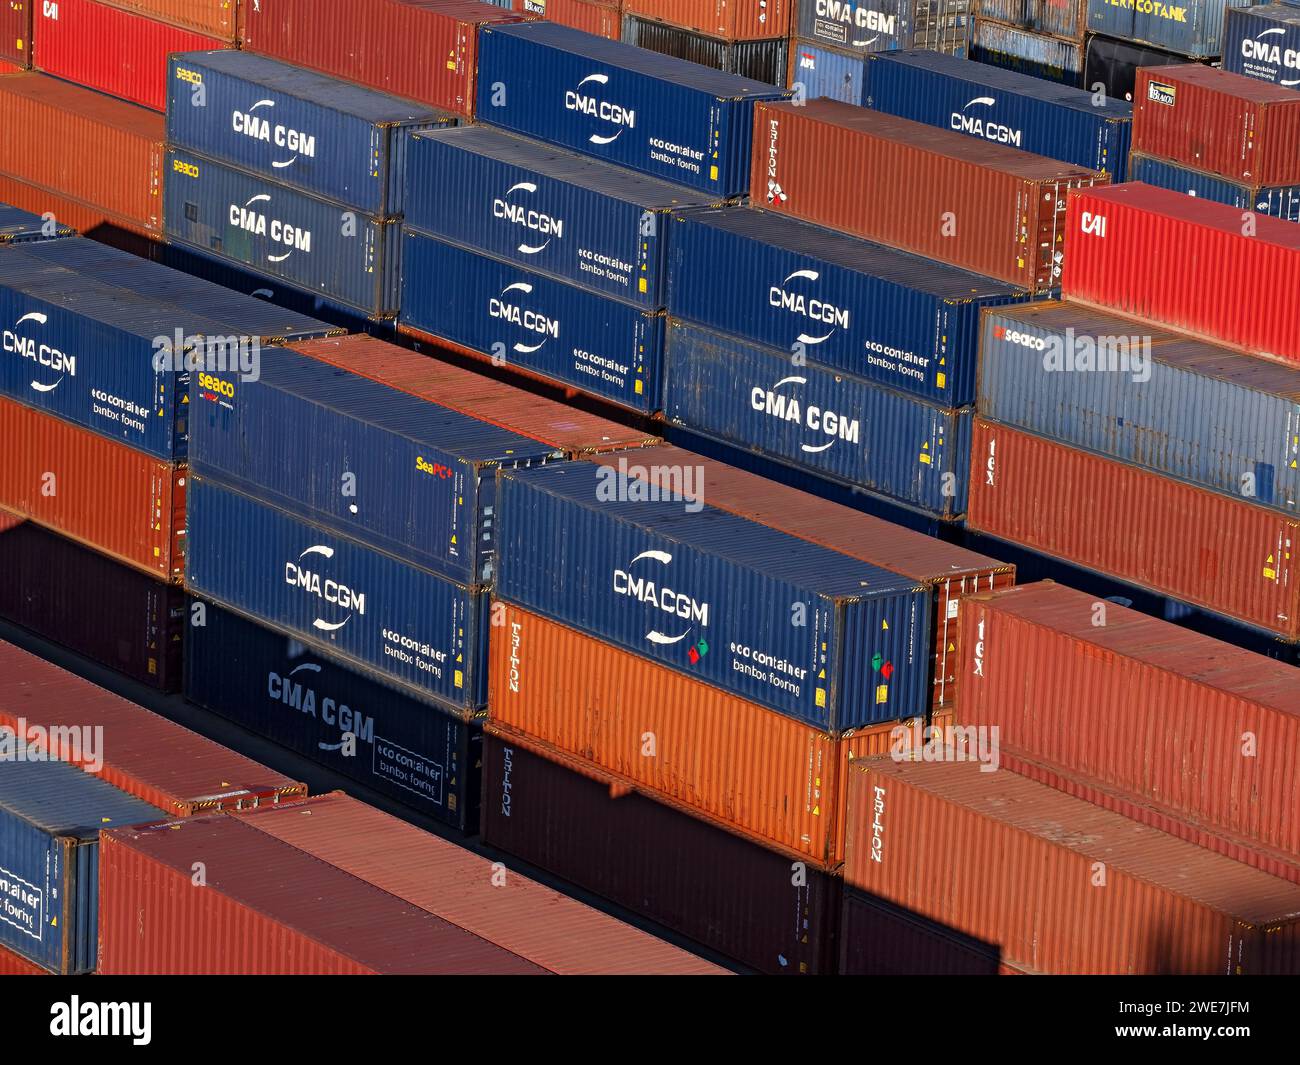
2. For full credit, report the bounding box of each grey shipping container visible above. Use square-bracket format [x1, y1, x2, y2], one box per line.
[795, 0, 972, 55]
[621, 16, 789, 86]
[979, 0, 1087, 38]
[970, 19, 1084, 86]
[1223, 5, 1300, 88]
[1129, 152, 1300, 222]
[1087, 0, 1250, 58]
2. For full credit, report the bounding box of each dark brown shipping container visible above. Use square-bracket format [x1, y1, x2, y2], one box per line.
[95, 0, 238, 40]
[966, 417, 1300, 639]
[0, 397, 185, 581]
[623, 0, 789, 38]
[235, 792, 726, 974]
[0, 72, 164, 233]
[481, 732, 841, 974]
[839, 889, 1005, 976]
[751, 99, 1108, 291]
[1, 0, 29, 67]
[591, 445, 1013, 711]
[622, 15, 788, 85]
[844, 757, 1300, 974]
[98, 815, 551, 974]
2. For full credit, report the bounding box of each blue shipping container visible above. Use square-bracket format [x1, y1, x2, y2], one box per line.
[495, 462, 931, 730]
[164, 148, 400, 318]
[475, 22, 790, 196]
[166, 51, 455, 216]
[1223, 5, 1300, 87]
[666, 207, 1031, 408]
[1086, 0, 1248, 58]
[404, 125, 715, 308]
[862, 49, 1132, 180]
[664, 319, 970, 519]
[789, 40, 867, 105]
[1129, 152, 1300, 222]
[978, 300, 1300, 512]
[0, 740, 164, 974]
[795, 0, 938, 54]
[0, 203, 73, 245]
[185, 603, 481, 830]
[189, 346, 560, 584]
[185, 474, 488, 712]
[971, 20, 1084, 86]
[400, 229, 665, 413]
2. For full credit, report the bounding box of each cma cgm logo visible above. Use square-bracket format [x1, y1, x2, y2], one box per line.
[489, 282, 559, 353]
[229, 194, 313, 263]
[492, 182, 565, 255]
[232, 99, 318, 168]
[268, 662, 376, 748]
[2, 312, 76, 393]
[1243, 29, 1300, 85]
[565, 73, 636, 145]
[752, 376, 860, 455]
[815, 0, 894, 46]
[612, 550, 710, 646]
[769, 269, 849, 344]
[284, 545, 366, 633]
[951, 98, 1023, 147]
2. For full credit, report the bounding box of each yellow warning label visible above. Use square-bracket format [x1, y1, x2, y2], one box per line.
[709, 165, 718, 181]
[815, 688, 826, 707]
[881, 619, 889, 631]
[876, 685, 889, 704]
[454, 670, 464, 688]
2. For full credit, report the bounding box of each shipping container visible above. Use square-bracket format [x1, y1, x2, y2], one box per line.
[0, 72, 165, 232]
[32, 0, 227, 112]
[1087, 0, 1247, 58]
[0, 201, 71, 243]
[753, 99, 1107, 291]
[663, 320, 971, 518]
[0, 0, 29, 67]
[476, 21, 789, 196]
[95, 0, 238, 40]
[862, 49, 1132, 180]
[235, 790, 726, 973]
[795, 0, 973, 55]
[284, 333, 661, 457]
[666, 206, 1031, 408]
[0, 397, 185, 580]
[405, 126, 714, 308]
[1223, 5, 1300, 88]
[1128, 150, 1300, 221]
[0, 741, 164, 974]
[961, 581, 1300, 869]
[970, 19, 1084, 87]
[186, 473, 488, 712]
[843, 757, 1300, 974]
[624, 0, 788, 37]
[240, 0, 531, 118]
[1133, 65, 1300, 185]
[788, 40, 866, 104]
[0, 515, 184, 690]
[189, 345, 560, 583]
[399, 229, 665, 413]
[979, 0, 1086, 37]
[500, 0, 621, 39]
[166, 51, 455, 215]
[839, 889, 1005, 975]
[587, 443, 1013, 710]
[97, 814, 549, 974]
[185, 603, 480, 830]
[495, 461, 931, 729]
[979, 300, 1300, 511]
[966, 417, 1300, 639]
[1084, 31, 1198, 102]
[1062, 183, 1300, 363]
[0, 173, 158, 255]
[621, 16, 788, 85]
[0, 944, 49, 975]
[481, 733, 841, 974]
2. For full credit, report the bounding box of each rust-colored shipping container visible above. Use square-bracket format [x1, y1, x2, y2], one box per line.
[0, 172, 159, 257]
[96, 0, 238, 40]
[0, 73, 164, 233]
[1, 0, 29, 67]
[589, 445, 1013, 712]
[960, 581, 1300, 873]
[97, 815, 551, 974]
[235, 792, 726, 974]
[752, 99, 1108, 292]
[1134, 65, 1300, 187]
[844, 757, 1300, 974]
[0, 398, 185, 580]
[502, 0, 620, 39]
[286, 333, 660, 457]
[0, 943, 49, 975]
[240, 0, 533, 118]
[966, 417, 1300, 640]
[624, 0, 788, 38]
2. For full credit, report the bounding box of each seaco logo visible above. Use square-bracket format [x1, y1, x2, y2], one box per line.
[492, 182, 564, 255]
[565, 73, 636, 145]
[268, 661, 376, 747]
[612, 550, 710, 646]
[1147, 80, 1177, 107]
[284, 545, 366, 633]
[489, 282, 559, 353]
[2, 312, 76, 393]
[232, 99, 318, 169]
[751, 376, 860, 455]
[950, 97, 1022, 147]
[815, 0, 894, 46]
[769, 268, 849, 344]
[1243, 29, 1300, 86]
[229, 194, 313, 263]
[991, 324, 1046, 351]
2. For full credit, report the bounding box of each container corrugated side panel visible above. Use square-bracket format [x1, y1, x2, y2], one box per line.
[0, 174, 159, 256]
[969, 19, 1083, 87]
[0, 202, 73, 243]
[95, 0, 238, 40]
[186, 473, 488, 711]
[1223, 6, 1300, 87]
[788, 40, 866, 105]
[664, 319, 971, 518]
[1129, 151, 1300, 221]
[979, 0, 1086, 36]
[0, 944, 51, 975]
[0, 0, 30, 67]
[1087, 0, 1248, 59]
[966, 417, 1300, 639]
[621, 16, 789, 85]
[624, 0, 791, 38]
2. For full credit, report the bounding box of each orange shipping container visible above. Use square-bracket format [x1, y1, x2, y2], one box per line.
[96, 0, 238, 40]
[502, 0, 620, 39]
[0, 172, 160, 257]
[623, 0, 788, 39]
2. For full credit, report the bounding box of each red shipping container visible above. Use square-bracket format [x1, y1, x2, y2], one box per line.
[240, 0, 534, 118]
[97, 815, 551, 974]
[95, 0, 238, 40]
[0, 397, 185, 580]
[1062, 183, 1300, 363]
[588, 445, 1014, 712]
[502, 0, 620, 39]
[844, 758, 1300, 974]
[235, 792, 726, 974]
[0, 638, 306, 815]
[0, 73, 164, 234]
[624, 0, 788, 38]
[959, 581, 1300, 875]
[1, 0, 29, 67]
[966, 417, 1300, 640]
[0, 944, 49, 975]
[1134, 66, 1300, 187]
[752, 99, 1108, 292]
[33, 0, 228, 112]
